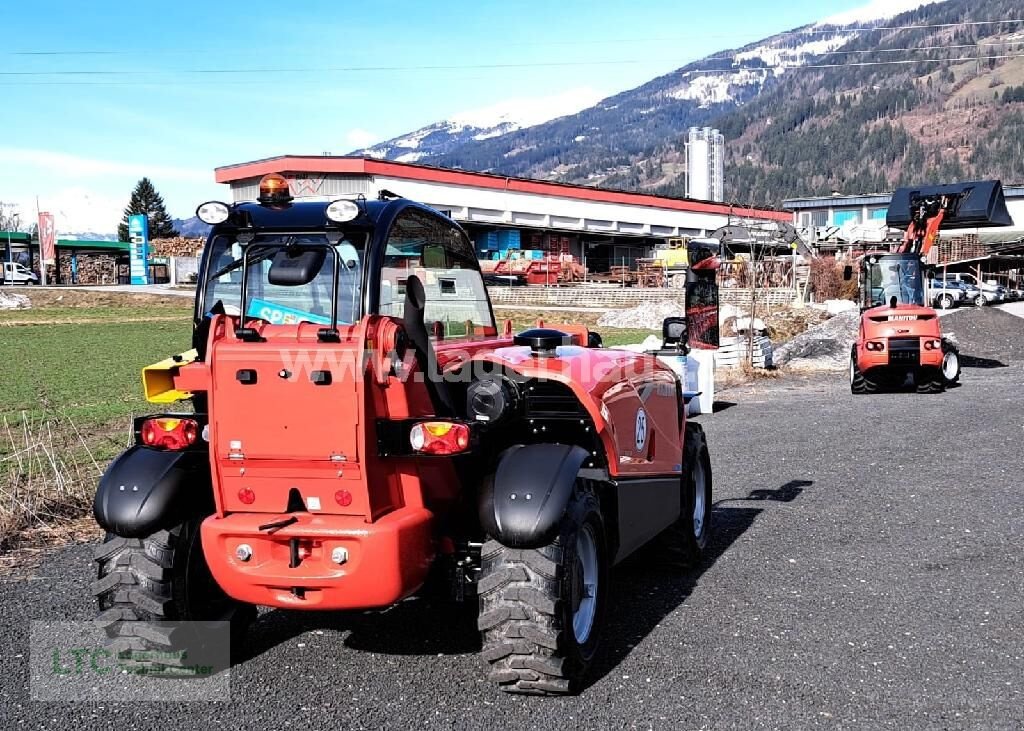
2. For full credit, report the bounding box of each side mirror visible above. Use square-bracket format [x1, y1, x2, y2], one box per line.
[842, 265, 853, 281]
[662, 316, 688, 348]
[267, 248, 326, 286]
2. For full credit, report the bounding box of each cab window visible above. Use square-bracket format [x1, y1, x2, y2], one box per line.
[380, 209, 496, 337]
[202, 233, 365, 326]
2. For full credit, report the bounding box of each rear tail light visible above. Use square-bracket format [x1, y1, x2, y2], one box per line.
[865, 341, 885, 352]
[238, 488, 256, 505]
[924, 339, 941, 350]
[141, 417, 199, 450]
[409, 421, 471, 455]
[334, 490, 353, 507]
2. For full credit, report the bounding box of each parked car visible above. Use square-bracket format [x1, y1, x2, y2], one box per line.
[926, 278, 966, 309]
[933, 275, 980, 304]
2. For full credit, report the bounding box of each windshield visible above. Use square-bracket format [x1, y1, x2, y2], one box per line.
[867, 257, 924, 307]
[202, 233, 366, 326]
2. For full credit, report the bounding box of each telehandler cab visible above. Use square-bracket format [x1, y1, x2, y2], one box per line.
[92, 175, 715, 695]
[847, 180, 1012, 395]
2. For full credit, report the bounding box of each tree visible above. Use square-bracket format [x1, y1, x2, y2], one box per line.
[118, 178, 178, 241]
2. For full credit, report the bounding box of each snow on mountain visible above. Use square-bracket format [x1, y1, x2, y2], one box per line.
[668, 32, 856, 108]
[350, 87, 604, 163]
[817, 0, 946, 27]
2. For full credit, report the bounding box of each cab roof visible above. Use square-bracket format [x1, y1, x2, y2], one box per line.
[228, 199, 395, 230]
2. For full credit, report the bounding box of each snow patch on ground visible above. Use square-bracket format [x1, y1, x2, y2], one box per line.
[0, 291, 31, 310]
[449, 87, 604, 131]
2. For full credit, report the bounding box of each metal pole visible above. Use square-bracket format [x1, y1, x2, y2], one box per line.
[36, 195, 46, 286]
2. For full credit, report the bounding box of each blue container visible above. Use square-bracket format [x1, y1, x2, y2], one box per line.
[477, 231, 498, 253]
[496, 229, 521, 250]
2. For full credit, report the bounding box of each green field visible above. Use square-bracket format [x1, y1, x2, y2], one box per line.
[1, 320, 193, 428]
[0, 299, 652, 430]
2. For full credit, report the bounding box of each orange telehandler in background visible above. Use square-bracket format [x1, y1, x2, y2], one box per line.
[847, 180, 1013, 394]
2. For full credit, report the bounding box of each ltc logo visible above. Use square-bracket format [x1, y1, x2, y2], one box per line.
[634, 408, 648, 452]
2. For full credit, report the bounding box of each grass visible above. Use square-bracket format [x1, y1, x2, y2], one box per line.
[0, 303, 192, 548]
[494, 307, 657, 347]
[0, 320, 193, 429]
[0, 305, 191, 323]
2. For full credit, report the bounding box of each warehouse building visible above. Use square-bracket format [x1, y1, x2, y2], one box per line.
[782, 187, 1024, 287]
[783, 186, 1024, 244]
[214, 156, 789, 274]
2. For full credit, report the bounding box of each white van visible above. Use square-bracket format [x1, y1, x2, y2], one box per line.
[0, 261, 39, 285]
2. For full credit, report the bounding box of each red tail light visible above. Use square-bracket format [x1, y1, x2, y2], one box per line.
[409, 421, 471, 455]
[334, 490, 353, 507]
[865, 341, 886, 352]
[141, 417, 198, 450]
[924, 339, 941, 350]
[238, 488, 256, 505]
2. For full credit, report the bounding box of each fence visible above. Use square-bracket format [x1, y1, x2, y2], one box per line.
[487, 285, 797, 309]
[170, 256, 199, 285]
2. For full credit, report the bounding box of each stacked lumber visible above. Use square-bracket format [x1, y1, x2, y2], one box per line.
[150, 237, 205, 257]
[934, 234, 986, 264]
[58, 254, 122, 285]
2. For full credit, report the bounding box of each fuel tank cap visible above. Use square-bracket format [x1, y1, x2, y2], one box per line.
[513, 328, 571, 356]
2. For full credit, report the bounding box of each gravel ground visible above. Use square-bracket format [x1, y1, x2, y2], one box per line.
[2, 363, 1023, 728]
[772, 311, 860, 371]
[941, 306, 1024, 365]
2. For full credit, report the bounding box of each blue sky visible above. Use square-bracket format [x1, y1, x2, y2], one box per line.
[1, 0, 880, 233]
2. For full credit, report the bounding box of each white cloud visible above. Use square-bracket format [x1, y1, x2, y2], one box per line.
[0, 148, 208, 184]
[3, 188, 125, 236]
[345, 128, 380, 150]
[0, 148, 217, 234]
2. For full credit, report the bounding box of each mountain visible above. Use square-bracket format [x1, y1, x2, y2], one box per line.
[347, 0, 1024, 205]
[59, 232, 118, 242]
[708, 0, 1024, 205]
[350, 88, 604, 163]
[171, 217, 212, 238]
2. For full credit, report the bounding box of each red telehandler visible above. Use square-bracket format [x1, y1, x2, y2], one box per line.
[847, 180, 1013, 394]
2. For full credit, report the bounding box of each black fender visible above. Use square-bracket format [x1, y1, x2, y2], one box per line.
[478, 444, 590, 549]
[93, 446, 213, 538]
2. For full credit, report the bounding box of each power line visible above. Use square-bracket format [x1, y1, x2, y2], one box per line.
[2, 50, 1023, 85]
[5, 18, 1024, 56]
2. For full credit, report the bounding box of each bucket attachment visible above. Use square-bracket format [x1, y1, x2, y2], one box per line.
[887, 180, 1014, 230]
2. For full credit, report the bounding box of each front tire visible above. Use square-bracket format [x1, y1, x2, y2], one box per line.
[937, 294, 955, 310]
[941, 345, 960, 385]
[477, 488, 608, 695]
[659, 422, 713, 565]
[93, 517, 255, 667]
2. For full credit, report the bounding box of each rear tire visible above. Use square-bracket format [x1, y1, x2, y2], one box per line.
[850, 348, 876, 395]
[938, 294, 954, 310]
[93, 518, 255, 668]
[915, 367, 944, 394]
[477, 488, 608, 695]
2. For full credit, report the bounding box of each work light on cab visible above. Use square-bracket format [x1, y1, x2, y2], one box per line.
[409, 421, 471, 455]
[196, 201, 230, 225]
[257, 173, 293, 205]
[141, 417, 199, 450]
[326, 199, 360, 223]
